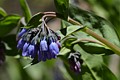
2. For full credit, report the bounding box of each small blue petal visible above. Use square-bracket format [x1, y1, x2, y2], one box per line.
[49, 50, 56, 58]
[18, 28, 27, 38]
[22, 43, 29, 56]
[22, 51, 29, 56]
[28, 45, 35, 58]
[40, 39, 48, 51]
[17, 39, 25, 49]
[49, 42, 59, 54]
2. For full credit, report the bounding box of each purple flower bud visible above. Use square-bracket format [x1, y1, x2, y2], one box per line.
[40, 39, 48, 51]
[22, 43, 29, 56]
[18, 28, 27, 38]
[75, 61, 81, 72]
[17, 39, 25, 49]
[68, 52, 83, 73]
[49, 42, 59, 55]
[28, 45, 35, 58]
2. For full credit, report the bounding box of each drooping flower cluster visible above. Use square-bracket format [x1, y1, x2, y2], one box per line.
[17, 21, 61, 63]
[68, 52, 83, 73]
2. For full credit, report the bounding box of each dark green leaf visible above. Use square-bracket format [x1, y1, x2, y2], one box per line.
[54, 0, 69, 20]
[0, 15, 21, 37]
[77, 42, 114, 55]
[2, 35, 20, 56]
[59, 4, 120, 55]
[61, 35, 77, 49]
[0, 7, 7, 19]
[26, 12, 44, 28]
[60, 45, 117, 80]
[68, 4, 120, 47]
[59, 24, 114, 55]
[19, 0, 32, 22]
[74, 44, 117, 80]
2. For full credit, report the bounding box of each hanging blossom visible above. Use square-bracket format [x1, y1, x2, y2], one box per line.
[68, 52, 83, 73]
[17, 20, 61, 64]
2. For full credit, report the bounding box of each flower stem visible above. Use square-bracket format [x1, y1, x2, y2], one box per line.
[68, 17, 120, 56]
[41, 12, 120, 55]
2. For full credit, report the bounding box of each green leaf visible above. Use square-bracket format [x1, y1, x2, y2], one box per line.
[19, 0, 32, 22]
[0, 7, 7, 18]
[26, 12, 44, 28]
[2, 35, 20, 56]
[61, 35, 77, 49]
[59, 24, 114, 55]
[68, 4, 120, 47]
[60, 45, 117, 80]
[0, 15, 21, 37]
[74, 44, 117, 80]
[59, 4, 120, 55]
[54, 0, 69, 20]
[77, 42, 114, 55]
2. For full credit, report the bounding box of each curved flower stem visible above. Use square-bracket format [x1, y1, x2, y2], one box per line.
[68, 17, 120, 56]
[41, 12, 120, 55]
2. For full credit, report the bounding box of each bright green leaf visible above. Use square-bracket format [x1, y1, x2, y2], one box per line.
[68, 4, 120, 47]
[73, 44, 118, 80]
[0, 7, 7, 18]
[59, 4, 120, 55]
[0, 15, 21, 37]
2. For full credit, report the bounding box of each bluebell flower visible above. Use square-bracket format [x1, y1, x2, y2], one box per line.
[28, 44, 36, 58]
[18, 28, 27, 38]
[17, 39, 25, 49]
[49, 42, 59, 54]
[22, 43, 29, 56]
[17, 21, 61, 64]
[40, 38, 48, 51]
[68, 52, 83, 73]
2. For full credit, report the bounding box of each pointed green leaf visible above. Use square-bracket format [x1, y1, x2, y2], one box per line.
[26, 12, 44, 28]
[59, 4, 120, 55]
[74, 44, 118, 80]
[68, 4, 120, 47]
[54, 0, 69, 20]
[59, 45, 118, 80]
[0, 7, 7, 18]
[0, 15, 21, 37]
[19, 0, 32, 22]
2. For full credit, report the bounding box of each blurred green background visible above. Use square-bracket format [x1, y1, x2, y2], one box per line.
[0, 0, 120, 80]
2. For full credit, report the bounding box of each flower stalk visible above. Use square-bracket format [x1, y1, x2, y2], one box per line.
[41, 12, 120, 56]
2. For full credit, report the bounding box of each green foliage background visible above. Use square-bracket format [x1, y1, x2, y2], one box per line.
[0, 0, 120, 80]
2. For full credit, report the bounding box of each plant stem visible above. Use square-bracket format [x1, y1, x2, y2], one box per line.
[72, 38, 105, 46]
[41, 12, 120, 55]
[68, 17, 120, 56]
